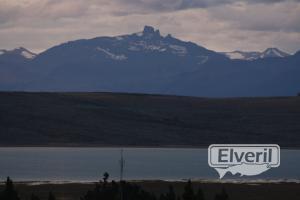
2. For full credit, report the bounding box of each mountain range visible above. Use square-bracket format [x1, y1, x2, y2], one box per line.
[222, 48, 290, 61]
[0, 25, 299, 97]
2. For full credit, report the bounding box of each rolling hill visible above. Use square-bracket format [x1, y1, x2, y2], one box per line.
[1, 92, 300, 147]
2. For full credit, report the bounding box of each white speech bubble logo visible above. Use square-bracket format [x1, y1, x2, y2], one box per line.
[208, 144, 280, 179]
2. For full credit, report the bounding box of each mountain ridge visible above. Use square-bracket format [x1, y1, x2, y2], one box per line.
[222, 48, 291, 61]
[0, 25, 299, 97]
[0, 47, 36, 60]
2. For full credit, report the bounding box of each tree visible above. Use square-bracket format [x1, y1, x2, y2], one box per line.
[159, 194, 167, 200]
[214, 188, 229, 200]
[81, 174, 156, 200]
[195, 187, 205, 200]
[165, 186, 176, 200]
[103, 172, 109, 183]
[0, 177, 20, 200]
[48, 192, 56, 200]
[182, 180, 195, 200]
[30, 194, 40, 200]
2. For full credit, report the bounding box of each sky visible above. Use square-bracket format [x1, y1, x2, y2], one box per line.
[0, 0, 300, 54]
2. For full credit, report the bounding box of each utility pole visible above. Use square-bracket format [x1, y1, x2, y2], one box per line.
[119, 149, 125, 200]
[120, 149, 125, 181]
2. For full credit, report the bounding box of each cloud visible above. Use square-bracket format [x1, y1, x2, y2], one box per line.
[0, 0, 299, 54]
[209, 1, 300, 32]
[112, 0, 300, 13]
[41, 0, 89, 19]
[0, 0, 91, 25]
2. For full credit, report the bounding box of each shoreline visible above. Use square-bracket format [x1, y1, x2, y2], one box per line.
[2, 179, 300, 185]
[0, 145, 299, 150]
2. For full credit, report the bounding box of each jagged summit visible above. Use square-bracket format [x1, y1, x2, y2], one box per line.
[143, 26, 155, 34]
[141, 25, 161, 38]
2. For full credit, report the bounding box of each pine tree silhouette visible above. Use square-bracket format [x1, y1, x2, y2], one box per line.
[81, 174, 156, 200]
[0, 177, 20, 200]
[103, 172, 109, 183]
[214, 188, 229, 200]
[159, 194, 167, 200]
[182, 180, 195, 200]
[48, 192, 56, 200]
[165, 185, 176, 200]
[195, 187, 205, 200]
[30, 194, 40, 200]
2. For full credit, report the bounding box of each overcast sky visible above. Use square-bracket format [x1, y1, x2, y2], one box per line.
[0, 0, 299, 53]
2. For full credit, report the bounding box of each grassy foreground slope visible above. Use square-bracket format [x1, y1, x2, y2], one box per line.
[2, 181, 300, 200]
[0, 92, 300, 147]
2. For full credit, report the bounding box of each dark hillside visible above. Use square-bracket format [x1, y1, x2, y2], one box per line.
[0, 92, 300, 147]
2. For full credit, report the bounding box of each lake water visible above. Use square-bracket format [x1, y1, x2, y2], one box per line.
[0, 148, 299, 182]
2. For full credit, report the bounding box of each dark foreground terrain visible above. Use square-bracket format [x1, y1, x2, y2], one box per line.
[1, 92, 300, 147]
[1, 181, 300, 200]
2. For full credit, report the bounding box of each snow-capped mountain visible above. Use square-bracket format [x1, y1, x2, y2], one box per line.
[0, 47, 36, 60]
[0, 26, 300, 97]
[25, 25, 226, 87]
[34, 25, 222, 65]
[260, 48, 290, 58]
[0, 47, 37, 87]
[222, 48, 290, 60]
[222, 51, 261, 61]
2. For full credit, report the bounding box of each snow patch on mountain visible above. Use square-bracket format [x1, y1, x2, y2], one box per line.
[147, 44, 166, 52]
[225, 52, 246, 60]
[96, 47, 127, 60]
[128, 41, 167, 52]
[21, 50, 36, 59]
[197, 55, 209, 64]
[135, 32, 143, 37]
[115, 36, 124, 41]
[128, 45, 140, 51]
[169, 45, 187, 56]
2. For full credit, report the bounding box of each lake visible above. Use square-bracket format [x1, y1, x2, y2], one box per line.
[0, 148, 299, 181]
